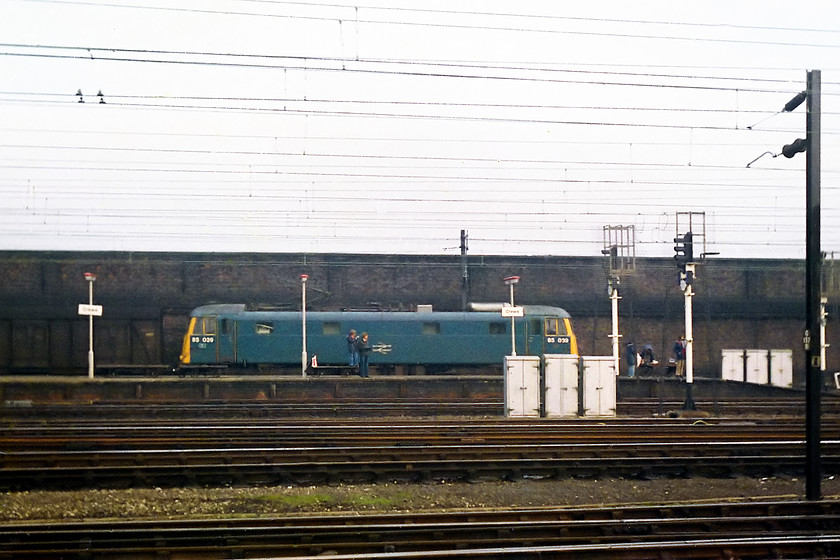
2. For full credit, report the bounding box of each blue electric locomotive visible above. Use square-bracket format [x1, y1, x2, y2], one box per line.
[180, 303, 577, 374]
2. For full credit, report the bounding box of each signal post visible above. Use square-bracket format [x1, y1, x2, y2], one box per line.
[674, 227, 698, 410]
[601, 225, 635, 377]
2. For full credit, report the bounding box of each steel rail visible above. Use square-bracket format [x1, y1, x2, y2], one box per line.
[4, 396, 840, 420]
[2, 500, 839, 559]
[4, 421, 839, 451]
[3, 415, 838, 429]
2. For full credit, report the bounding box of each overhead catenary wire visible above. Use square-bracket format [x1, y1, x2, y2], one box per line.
[15, 0, 840, 49]
[2, 3, 838, 257]
[4, 43, 840, 96]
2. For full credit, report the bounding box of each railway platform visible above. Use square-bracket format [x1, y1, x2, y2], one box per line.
[0, 373, 809, 406]
[0, 374, 503, 405]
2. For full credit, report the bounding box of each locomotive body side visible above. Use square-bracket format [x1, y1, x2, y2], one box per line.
[180, 304, 577, 370]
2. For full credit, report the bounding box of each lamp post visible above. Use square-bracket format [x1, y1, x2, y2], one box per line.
[607, 275, 620, 376]
[802, 70, 822, 501]
[301, 274, 308, 378]
[504, 276, 520, 356]
[682, 263, 696, 410]
[777, 71, 821, 500]
[84, 272, 96, 379]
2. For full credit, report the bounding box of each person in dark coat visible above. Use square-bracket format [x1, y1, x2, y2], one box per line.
[638, 344, 656, 375]
[356, 332, 371, 378]
[346, 329, 359, 367]
[625, 341, 637, 378]
[673, 335, 686, 377]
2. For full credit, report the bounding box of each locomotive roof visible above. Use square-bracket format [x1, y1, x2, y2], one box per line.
[190, 303, 570, 318]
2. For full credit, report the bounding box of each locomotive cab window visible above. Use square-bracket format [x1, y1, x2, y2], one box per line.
[489, 322, 506, 335]
[197, 317, 216, 335]
[220, 318, 231, 335]
[255, 322, 274, 335]
[530, 319, 542, 335]
[422, 322, 441, 335]
[545, 318, 564, 336]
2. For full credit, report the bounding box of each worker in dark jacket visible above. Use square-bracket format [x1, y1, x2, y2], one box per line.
[638, 344, 656, 375]
[346, 329, 359, 367]
[356, 332, 371, 378]
[673, 335, 686, 377]
[625, 341, 637, 377]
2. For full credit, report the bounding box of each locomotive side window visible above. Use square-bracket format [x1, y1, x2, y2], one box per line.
[255, 322, 274, 335]
[489, 322, 506, 334]
[220, 318, 231, 335]
[422, 322, 441, 335]
[322, 322, 341, 335]
[530, 319, 542, 335]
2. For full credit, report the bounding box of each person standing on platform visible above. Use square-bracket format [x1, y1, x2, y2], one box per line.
[356, 332, 371, 378]
[638, 344, 656, 375]
[346, 329, 359, 368]
[625, 341, 637, 378]
[673, 335, 687, 377]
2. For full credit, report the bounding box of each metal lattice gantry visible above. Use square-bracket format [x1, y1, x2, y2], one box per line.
[675, 211, 708, 261]
[601, 225, 636, 275]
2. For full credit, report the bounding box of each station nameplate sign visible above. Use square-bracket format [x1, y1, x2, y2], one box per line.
[78, 304, 103, 316]
[500, 306, 524, 318]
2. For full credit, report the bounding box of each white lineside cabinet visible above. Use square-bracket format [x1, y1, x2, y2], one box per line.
[544, 354, 580, 418]
[769, 349, 793, 388]
[581, 356, 617, 417]
[745, 349, 769, 384]
[720, 349, 793, 388]
[721, 349, 744, 382]
[503, 355, 541, 417]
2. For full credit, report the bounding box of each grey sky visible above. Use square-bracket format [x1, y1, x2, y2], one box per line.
[1, 0, 838, 258]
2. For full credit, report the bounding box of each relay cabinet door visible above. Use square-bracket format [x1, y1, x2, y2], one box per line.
[544, 354, 580, 417]
[503, 356, 541, 417]
[745, 349, 769, 385]
[769, 349, 793, 387]
[721, 349, 744, 382]
[581, 356, 617, 417]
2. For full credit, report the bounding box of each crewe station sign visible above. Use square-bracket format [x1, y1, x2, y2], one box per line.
[500, 306, 524, 318]
[78, 304, 103, 316]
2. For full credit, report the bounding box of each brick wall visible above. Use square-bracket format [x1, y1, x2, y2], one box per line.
[0, 251, 829, 384]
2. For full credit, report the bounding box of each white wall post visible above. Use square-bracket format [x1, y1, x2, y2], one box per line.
[84, 272, 96, 379]
[504, 276, 519, 356]
[301, 274, 308, 377]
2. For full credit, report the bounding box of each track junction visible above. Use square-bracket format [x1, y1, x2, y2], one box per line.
[2, 374, 839, 558]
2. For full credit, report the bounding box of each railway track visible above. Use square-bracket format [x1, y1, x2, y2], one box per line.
[4, 440, 838, 489]
[619, 396, 840, 417]
[4, 417, 840, 450]
[2, 418, 840, 489]
[2, 500, 838, 559]
[2, 395, 839, 420]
